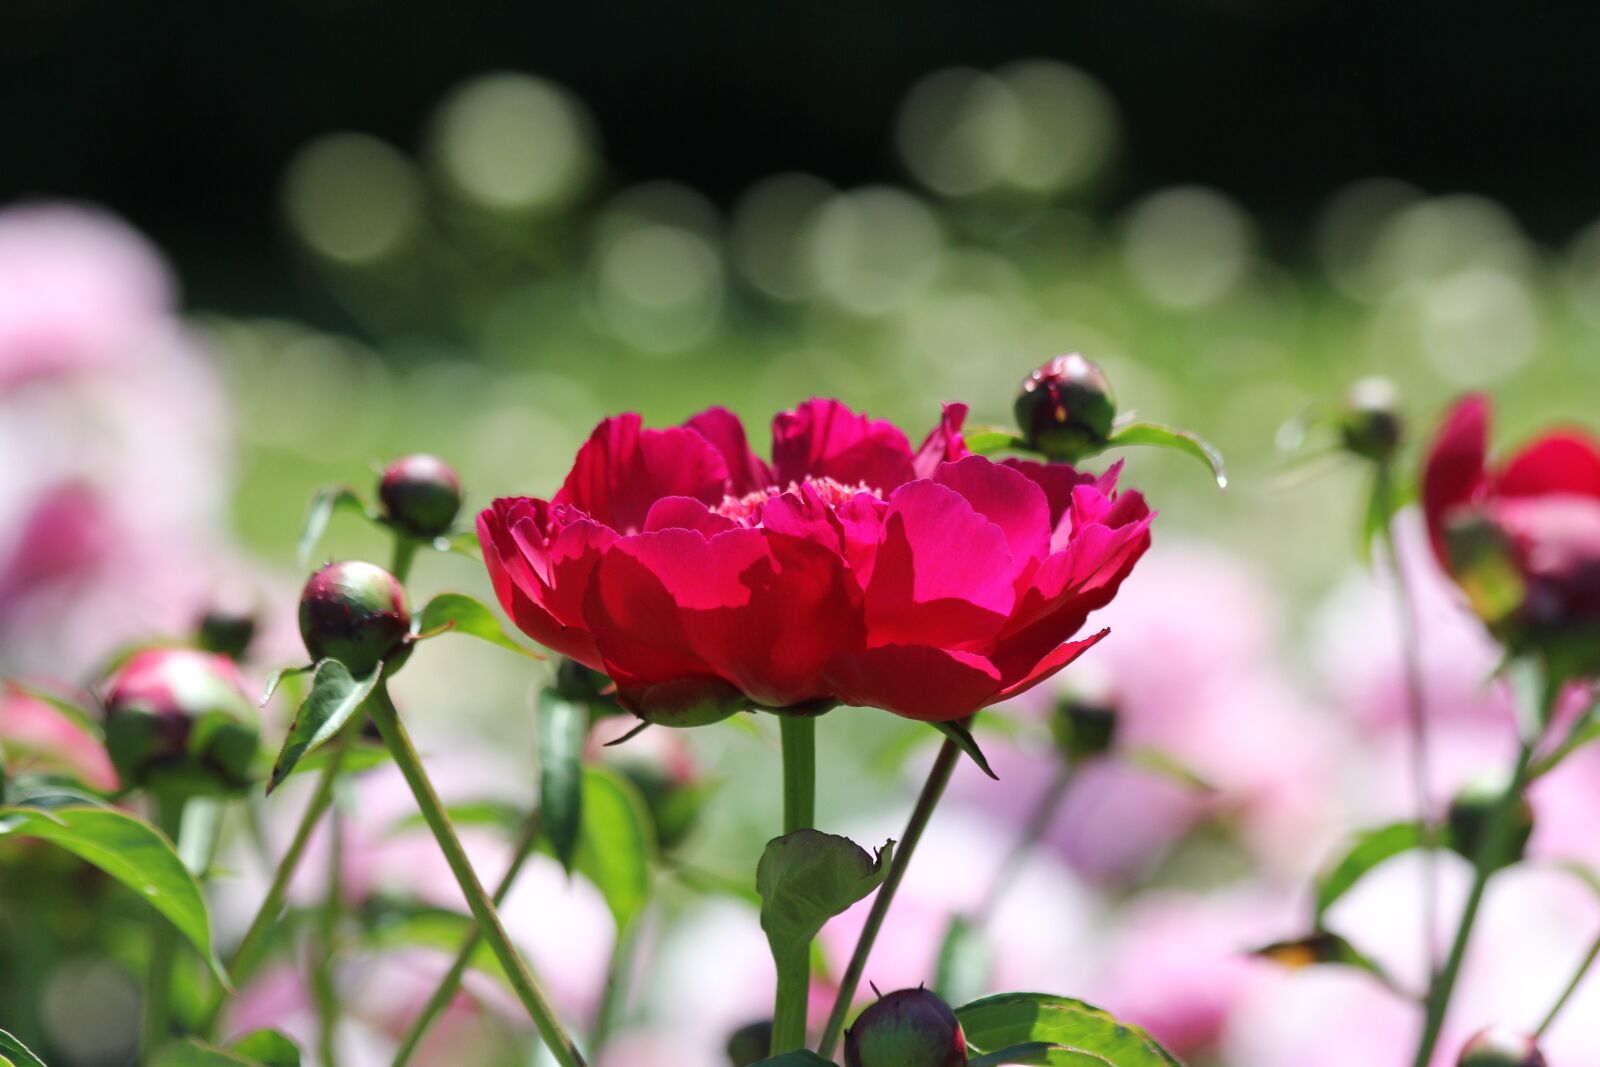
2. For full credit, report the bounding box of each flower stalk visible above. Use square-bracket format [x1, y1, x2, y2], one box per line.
[771, 713, 818, 1054]
[143, 792, 186, 1060]
[366, 681, 586, 1067]
[1537, 923, 1600, 1039]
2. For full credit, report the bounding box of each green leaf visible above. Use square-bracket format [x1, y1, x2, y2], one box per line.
[288, 742, 390, 780]
[1103, 421, 1227, 490]
[1313, 821, 1427, 921]
[1254, 930, 1397, 989]
[538, 690, 588, 871]
[228, 1031, 301, 1067]
[935, 913, 992, 1008]
[932, 719, 997, 780]
[571, 767, 655, 931]
[297, 486, 373, 569]
[749, 1054, 837, 1066]
[965, 427, 1026, 455]
[956, 992, 1180, 1067]
[441, 530, 482, 561]
[0, 1029, 49, 1067]
[969, 1045, 1114, 1066]
[4, 680, 103, 742]
[150, 1039, 258, 1066]
[0, 805, 230, 987]
[1123, 747, 1216, 792]
[758, 830, 893, 974]
[259, 665, 314, 706]
[414, 593, 542, 659]
[267, 659, 381, 793]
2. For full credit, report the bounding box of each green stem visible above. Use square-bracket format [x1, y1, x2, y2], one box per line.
[973, 760, 1075, 930]
[391, 537, 418, 585]
[1410, 737, 1538, 1067]
[312, 804, 345, 1067]
[1376, 463, 1441, 975]
[144, 793, 187, 1060]
[1537, 923, 1600, 1038]
[368, 682, 587, 1067]
[590, 922, 638, 1058]
[817, 738, 960, 1061]
[770, 714, 818, 1055]
[199, 720, 359, 1035]
[390, 810, 543, 1067]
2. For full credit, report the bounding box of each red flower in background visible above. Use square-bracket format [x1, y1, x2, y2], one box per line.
[1422, 394, 1600, 668]
[481, 400, 1152, 724]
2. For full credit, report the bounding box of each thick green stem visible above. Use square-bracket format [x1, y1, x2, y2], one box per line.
[368, 682, 586, 1067]
[199, 720, 358, 1034]
[390, 810, 543, 1067]
[817, 738, 960, 1060]
[770, 714, 818, 1055]
[1538, 923, 1600, 1039]
[390, 537, 418, 585]
[1410, 738, 1537, 1067]
[144, 793, 187, 1060]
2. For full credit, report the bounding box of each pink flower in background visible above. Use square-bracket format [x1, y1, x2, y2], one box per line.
[0, 681, 117, 790]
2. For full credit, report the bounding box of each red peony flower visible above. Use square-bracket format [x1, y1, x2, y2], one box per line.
[480, 400, 1152, 724]
[1422, 394, 1600, 669]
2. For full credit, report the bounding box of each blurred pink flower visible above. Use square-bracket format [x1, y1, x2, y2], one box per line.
[0, 680, 117, 790]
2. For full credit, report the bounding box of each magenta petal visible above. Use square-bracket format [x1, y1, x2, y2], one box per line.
[823, 645, 1001, 721]
[643, 496, 741, 536]
[555, 414, 730, 534]
[934, 456, 1052, 569]
[771, 398, 916, 493]
[1496, 432, 1600, 501]
[996, 628, 1109, 700]
[1000, 458, 1100, 533]
[685, 406, 775, 497]
[912, 402, 971, 479]
[1421, 395, 1491, 572]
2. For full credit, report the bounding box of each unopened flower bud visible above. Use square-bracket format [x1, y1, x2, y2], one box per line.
[1458, 1027, 1546, 1067]
[298, 561, 411, 676]
[102, 648, 260, 797]
[195, 602, 258, 661]
[1014, 354, 1116, 461]
[1446, 777, 1534, 871]
[379, 454, 462, 540]
[845, 987, 968, 1067]
[1337, 377, 1404, 462]
[724, 1020, 773, 1066]
[1049, 697, 1118, 762]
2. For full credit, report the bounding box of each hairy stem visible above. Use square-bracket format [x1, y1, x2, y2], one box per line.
[817, 738, 960, 1060]
[770, 714, 818, 1055]
[368, 681, 586, 1067]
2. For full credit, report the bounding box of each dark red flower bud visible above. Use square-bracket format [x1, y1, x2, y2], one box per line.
[1049, 696, 1118, 762]
[844, 988, 968, 1067]
[1447, 778, 1534, 871]
[102, 648, 260, 797]
[1338, 377, 1404, 462]
[1457, 1027, 1546, 1067]
[195, 600, 258, 661]
[723, 1020, 773, 1066]
[379, 454, 462, 539]
[298, 561, 412, 676]
[1014, 353, 1117, 460]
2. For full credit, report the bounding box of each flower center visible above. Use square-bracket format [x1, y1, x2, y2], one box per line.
[714, 476, 877, 525]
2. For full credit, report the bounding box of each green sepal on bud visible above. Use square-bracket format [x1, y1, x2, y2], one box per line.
[1049, 697, 1118, 763]
[101, 648, 261, 798]
[844, 987, 969, 1067]
[298, 561, 413, 678]
[724, 1020, 774, 1066]
[378, 454, 463, 540]
[1337, 377, 1404, 463]
[1446, 777, 1534, 871]
[1014, 353, 1116, 462]
[1457, 1027, 1547, 1067]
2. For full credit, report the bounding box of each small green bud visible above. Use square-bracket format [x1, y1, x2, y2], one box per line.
[298, 561, 412, 677]
[1337, 377, 1404, 462]
[1049, 697, 1118, 762]
[724, 1020, 773, 1066]
[845, 987, 968, 1067]
[1458, 1027, 1546, 1067]
[1014, 354, 1116, 461]
[379, 454, 462, 540]
[1446, 777, 1534, 871]
[195, 601, 258, 661]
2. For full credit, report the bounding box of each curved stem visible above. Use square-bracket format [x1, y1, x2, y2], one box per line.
[1410, 737, 1537, 1067]
[1375, 463, 1440, 975]
[591, 923, 638, 1059]
[390, 810, 543, 1067]
[770, 714, 818, 1055]
[143, 793, 187, 1059]
[817, 738, 959, 1061]
[312, 805, 345, 1067]
[368, 681, 586, 1067]
[973, 761, 1074, 930]
[199, 720, 359, 1034]
[1537, 923, 1600, 1038]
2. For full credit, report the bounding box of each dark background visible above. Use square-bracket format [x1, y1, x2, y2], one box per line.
[2, 0, 1595, 314]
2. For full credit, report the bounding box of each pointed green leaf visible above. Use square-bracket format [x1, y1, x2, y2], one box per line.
[758, 830, 894, 975]
[571, 767, 655, 931]
[414, 593, 542, 659]
[297, 486, 373, 569]
[150, 1039, 258, 1066]
[1104, 421, 1227, 489]
[932, 719, 997, 780]
[267, 660, 381, 793]
[1254, 930, 1398, 989]
[956, 992, 1180, 1067]
[969, 1044, 1114, 1066]
[228, 1031, 301, 1067]
[1313, 821, 1427, 921]
[0, 1029, 49, 1067]
[965, 427, 1026, 455]
[538, 690, 588, 871]
[259, 665, 314, 707]
[0, 805, 230, 987]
